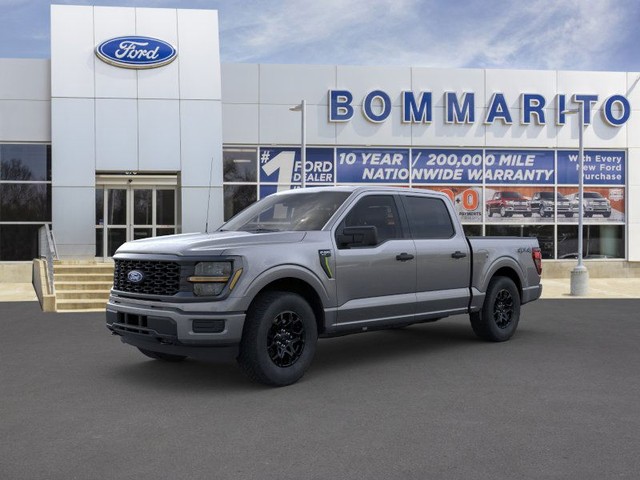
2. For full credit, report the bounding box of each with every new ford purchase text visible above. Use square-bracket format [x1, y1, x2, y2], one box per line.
[106, 187, 543, 386]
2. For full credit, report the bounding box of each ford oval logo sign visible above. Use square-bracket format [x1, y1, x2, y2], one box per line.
[95, 36, 177, 69]
[127, 270, 144, 284]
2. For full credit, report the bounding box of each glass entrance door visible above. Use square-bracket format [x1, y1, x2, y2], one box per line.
[95, 176, 177, 258]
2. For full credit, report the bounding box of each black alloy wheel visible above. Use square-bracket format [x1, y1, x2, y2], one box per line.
[469, 275, 521, 342]
[267, 310, 306, 367]
[238, 291, 318, 386]
[493, 289, 515, 329]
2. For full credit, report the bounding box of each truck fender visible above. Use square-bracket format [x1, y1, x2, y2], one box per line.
[470, 256, 526, 312]
[233, 264, 332, 313]
[481, 256, 525, 293]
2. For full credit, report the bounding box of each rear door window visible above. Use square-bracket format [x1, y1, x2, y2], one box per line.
[403, 196, 455, 239]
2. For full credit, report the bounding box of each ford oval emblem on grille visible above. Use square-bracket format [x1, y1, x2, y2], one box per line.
[95, 36, 177, 69]
[127, 270, 144, 283]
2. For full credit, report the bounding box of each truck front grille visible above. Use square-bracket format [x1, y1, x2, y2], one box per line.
[113, 259, 182, 296]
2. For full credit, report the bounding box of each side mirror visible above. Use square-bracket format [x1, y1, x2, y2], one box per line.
[337, 226, 378, 248]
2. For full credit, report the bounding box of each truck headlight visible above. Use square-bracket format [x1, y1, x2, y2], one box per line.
[189, 261, 233, 296]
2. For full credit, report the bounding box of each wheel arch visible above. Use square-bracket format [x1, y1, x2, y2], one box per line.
[490, 266, 523, 299]
[238, 265, 331, 336]
[482, 257, 525, 298]
[248, 277, 326, 335]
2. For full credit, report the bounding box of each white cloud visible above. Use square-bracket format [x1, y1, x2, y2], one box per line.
[219, 0, 417, 62]
[0, 0, 634, 70]
[218, 0, 633, 71]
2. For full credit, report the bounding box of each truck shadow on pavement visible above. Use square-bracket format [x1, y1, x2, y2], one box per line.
[106, 317, 540, 390]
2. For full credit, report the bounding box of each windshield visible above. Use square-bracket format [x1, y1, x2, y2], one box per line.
[539, 192, 568, 200]
[221, 191, 351, 232]
[584, 192, 604, 199]
[501, 191, 522, 199]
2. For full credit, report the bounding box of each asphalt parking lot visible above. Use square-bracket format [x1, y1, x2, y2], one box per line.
[1, 300, 639, 480]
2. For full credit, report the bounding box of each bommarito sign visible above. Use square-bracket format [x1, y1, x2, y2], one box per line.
[328, 90, 631, 127]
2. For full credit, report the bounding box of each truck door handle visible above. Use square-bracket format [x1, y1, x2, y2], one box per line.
[396, 253, 414, 262]
[451, 251, 467, 259]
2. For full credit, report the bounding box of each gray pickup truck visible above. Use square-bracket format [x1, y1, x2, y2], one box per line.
[107, 186, 542, 386]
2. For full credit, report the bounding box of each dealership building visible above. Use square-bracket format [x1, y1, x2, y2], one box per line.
[1, 4, 639, 281]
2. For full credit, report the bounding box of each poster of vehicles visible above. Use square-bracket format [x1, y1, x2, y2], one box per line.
[557, 187, 625, 223]
[484, 186, 624, 223]
[485, 187, 552, 223]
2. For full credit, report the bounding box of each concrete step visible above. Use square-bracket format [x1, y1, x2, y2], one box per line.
[55, 273, 114, 283]
[56, 290, 111, 300]
[55, 299, 108, 311]
[54, 265, 114, 275]
[55, 281, 113, 291]
[53, 260, 114, 265]
[52, 261, 114, 312]
[57, 309, 107, 314]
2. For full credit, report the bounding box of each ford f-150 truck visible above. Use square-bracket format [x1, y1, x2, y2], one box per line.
[107, 186, 543, 386]
[486, 190, 533, 217]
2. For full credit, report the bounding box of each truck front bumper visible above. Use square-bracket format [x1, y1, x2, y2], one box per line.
[106, 296, 246, 351]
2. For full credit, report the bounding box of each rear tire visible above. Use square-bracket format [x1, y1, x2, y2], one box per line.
[137, 347, 187, 362]
[238, 291, 317, 387]
[470, 276, 521, 342]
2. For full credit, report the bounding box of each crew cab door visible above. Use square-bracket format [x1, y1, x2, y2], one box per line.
[333, 194, 416, 326]
[400, 194, 471, 317]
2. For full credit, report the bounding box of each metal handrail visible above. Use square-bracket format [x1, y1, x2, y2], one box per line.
[38, 224, 58, 294]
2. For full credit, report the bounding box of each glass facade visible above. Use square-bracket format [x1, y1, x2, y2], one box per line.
[0, 145, 52, 260]
[222, 146, 626, 260]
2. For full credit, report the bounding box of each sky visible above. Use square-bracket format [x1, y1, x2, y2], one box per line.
[1, 0, 639, 72]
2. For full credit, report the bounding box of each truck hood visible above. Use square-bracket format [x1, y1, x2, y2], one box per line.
[114, 231, 307, 256]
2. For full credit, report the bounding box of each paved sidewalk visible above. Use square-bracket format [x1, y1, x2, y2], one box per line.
[0, 283, 37, 302]
[2, 276, 640, 304]
[541, 277, 640, 299]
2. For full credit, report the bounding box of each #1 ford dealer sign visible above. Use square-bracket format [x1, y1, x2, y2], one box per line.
[95, 36, 177, 69]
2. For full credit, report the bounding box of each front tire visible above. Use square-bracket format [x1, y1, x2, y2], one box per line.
[137, 348, 187, 362]
[238, 291, 317, 386]
[470, 276, 521, 342]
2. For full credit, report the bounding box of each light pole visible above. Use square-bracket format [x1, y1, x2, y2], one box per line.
[562, 104, 588, 295]
[289, 100, 306, 188]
